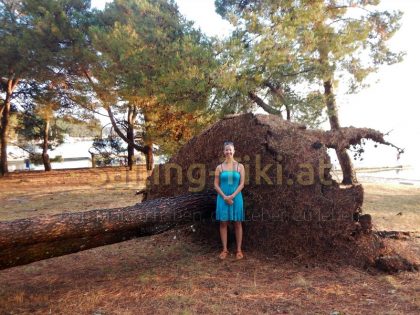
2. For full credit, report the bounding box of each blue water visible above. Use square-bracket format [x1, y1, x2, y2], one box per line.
[8, 139, 165, 171]
[356, 167, 420, 185]
[329, 166, 420, 185]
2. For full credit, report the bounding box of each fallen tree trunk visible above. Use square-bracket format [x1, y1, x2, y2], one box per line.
[0, 192, 215, 270]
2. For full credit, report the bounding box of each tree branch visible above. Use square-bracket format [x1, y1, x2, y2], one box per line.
[248, 91, 283, 118]
[313, 127, 405, 156]
[265, 81, 286, 103]
[106, 105, 146, 154]
[82, 69, 147, 154]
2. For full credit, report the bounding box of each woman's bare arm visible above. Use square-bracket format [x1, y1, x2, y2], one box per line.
[230, 163, 245, 198]
[214, 165, 227, 199]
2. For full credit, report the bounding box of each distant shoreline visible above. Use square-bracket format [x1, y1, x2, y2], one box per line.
[333, 165, 410, 173]
[332, 165, 420, 185]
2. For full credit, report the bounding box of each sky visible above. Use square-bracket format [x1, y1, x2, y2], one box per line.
[91, 0, 420, 169]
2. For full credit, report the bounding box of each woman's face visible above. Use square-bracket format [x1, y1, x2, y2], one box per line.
[224, 144, 235, 158]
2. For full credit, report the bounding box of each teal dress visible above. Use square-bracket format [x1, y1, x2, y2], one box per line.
[216, 162, 245, 221]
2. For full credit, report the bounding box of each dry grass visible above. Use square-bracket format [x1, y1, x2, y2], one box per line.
[362, 182, 420, 232]
[0, 183, 142, 221]
[0, 176, 419, 314]
[0, 227, 418, 314]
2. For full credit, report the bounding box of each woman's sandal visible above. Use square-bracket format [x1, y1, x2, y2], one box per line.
[219, 250, 229, 260]
[236, 251, 244, 260]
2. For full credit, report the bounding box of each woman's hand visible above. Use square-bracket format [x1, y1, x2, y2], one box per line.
[225, 198, 234, 205]
[224, 195, 234, 205]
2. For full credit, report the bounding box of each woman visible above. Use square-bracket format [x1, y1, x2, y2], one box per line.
[214, 141, 245, 260]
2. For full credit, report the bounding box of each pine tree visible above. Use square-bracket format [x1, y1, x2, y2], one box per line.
[215, 0, 404, 184]
[0, 0, 93, 175]
[82, 0, 217, 171]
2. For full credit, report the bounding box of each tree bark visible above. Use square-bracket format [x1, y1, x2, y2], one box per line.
[318, 38, 357, 185]
[127, 105, 136, 171]
[90, 152, 96, 168]
[248, 91, 284, 118]
[145, 142, 154, 172]
[0, 191, 216, 270]
[323, 79, 357, 185]
[127, 131, 134, 170]
[265, 82, 291, 120]
[284, 103, 291, 120]
[42, 119, 52, 171]
[0, 78, 19, 176]
[143, 111, 155, 172]
[0, 95, 11, 176]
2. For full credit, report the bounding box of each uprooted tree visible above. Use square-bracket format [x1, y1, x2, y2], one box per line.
[146, 113, 413, 271]
[0, 113, 416, 273]
[213, 0, 405, 185]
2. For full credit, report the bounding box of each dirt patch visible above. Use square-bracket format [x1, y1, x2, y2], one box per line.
[0, 169, 419, 314]
[0, 226, 418, 315]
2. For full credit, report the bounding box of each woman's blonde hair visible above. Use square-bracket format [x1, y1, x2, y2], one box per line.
[223, 141, 234, 149]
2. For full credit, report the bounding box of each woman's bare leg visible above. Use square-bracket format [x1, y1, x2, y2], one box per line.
[219, 221, 228, 251]
[233, 221, 243, 252]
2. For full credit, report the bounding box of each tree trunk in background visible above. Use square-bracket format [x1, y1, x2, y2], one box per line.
[86, 72, 152, 170]
[0, 192, 216, 270]
[145, 142, 154, 172]
[127, 105, 137, 171]
[323, 79, 357, 184]
[285, 104, 291, 120]
[143, 111, 154, 172]
[0, 95, 11, 176]
[42, 119, 52, 171]
[1, 78, 19, 176]
[90, 152, 96, 168]
[127, 129, 134, 170]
